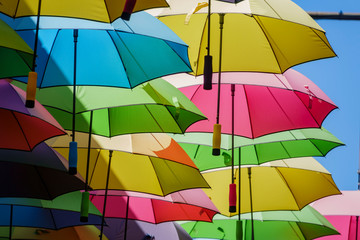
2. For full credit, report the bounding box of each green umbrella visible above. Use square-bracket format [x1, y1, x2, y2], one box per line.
[0, 19, 32, 78]
[171, 128, 344, 171]
[15, 78, 206, 136]
[180, 206, 339, 240]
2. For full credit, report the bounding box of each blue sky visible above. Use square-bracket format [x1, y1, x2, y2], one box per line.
[291, 1, 360, 190]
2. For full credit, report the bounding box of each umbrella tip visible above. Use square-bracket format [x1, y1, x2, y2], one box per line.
[68, 167, 77, 175]
[80, 216, 88, 222]
[25, 100, 35, 108]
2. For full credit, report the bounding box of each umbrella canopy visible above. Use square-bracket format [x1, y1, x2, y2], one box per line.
[0, 142, 69, 171]
[0, 191, 102, 230]
[181, 206, 339, 240]
[100, 218, 191, 240]
[0, 80, 65, 151]
[0, 225, 107, 240]
[0, 161, 86, 200]
[171, 128, 344, 171]
[28, 78, 206, 136]
[151, 0, 336, 74]
[89, 189, 218, 223]
[0, 0, 168, 22]
[311, 191, 360, 240]
[54, 148, 210, 196]
[177, 72, 337, 138]
[203, 158, 340, 216]
[0, 18, 32, 78]
[4, 11, 191, 88]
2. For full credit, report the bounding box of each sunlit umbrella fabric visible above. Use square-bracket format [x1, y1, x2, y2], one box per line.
[172, 128, 343, 171]
[0, 0, 168, 23]
[54, 148, 209, 196]
[151, 0, 336, 74]
[0, 80, 65, 151]
[203, 158, 340, 216]
[181, 206, 339, 240]
[89, 189, 218, 223]
[4, 12, 191, 88]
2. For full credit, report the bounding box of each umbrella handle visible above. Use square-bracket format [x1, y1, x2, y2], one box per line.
[229, 183, 237, 212]
[212, 123, 221, 155]
[25, 71, 37, 108]
[121, 0, 137, 20]
[68, 141, 78, 175]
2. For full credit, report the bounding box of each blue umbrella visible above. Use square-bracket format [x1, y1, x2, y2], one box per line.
[1, 11, 192, 175]
[0, 191, 102, 239]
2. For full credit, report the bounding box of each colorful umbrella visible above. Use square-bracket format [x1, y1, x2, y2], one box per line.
[0, 225, 107, 240]
[181, 206, 339, 240]
[171, 128, 344, 171]
[311, 191, 360, 240]
[0, 18, 33, 78]
[0, 0, 169, 22]
[176, 72, 337, 138]
[16, 78, 205, 136]
[0, 191, 102, 239]
[0, 161, 86, 200]
[54, 147, 209, 196]
[0, 142, 69, 171]
[0, 80, 65, 151]
[89, 190, 218, 223]
[151, 0, 336, 75]
[7, 12, 191, 89]
[202, 158, 340, 216]
[100, 218, 191, 240]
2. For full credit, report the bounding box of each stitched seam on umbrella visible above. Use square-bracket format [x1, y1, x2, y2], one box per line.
[11, 111, 32, 150]
[150, 199, 157, 223]
[110, 31, 149, 88]
[144, 104, 166, 132]
[34, 166, 52, 200]
[252, 15, 283, 73]
[49, 208, 58, 229]
[164, 40, 192, 70]
[39, 29, 61, 88]
[103, 0, 112, 23]
[310, 27, 337, 57]
[88, 149, 102, 186]
[188, 84, 211, 125]
[263, 0, 283, 20]
[149, 157, 166, 196]
[274, 167, 301, 210]
[107, 108, 112, 137]
[288, 222, 303, 239]
[242, 85, 255, 139]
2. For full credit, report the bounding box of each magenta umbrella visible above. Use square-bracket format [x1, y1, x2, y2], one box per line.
[174, 69, 337, 139]
[89, 189, 218, 239]
[0, 79, 65, 150]
[312, 191, 360, 240]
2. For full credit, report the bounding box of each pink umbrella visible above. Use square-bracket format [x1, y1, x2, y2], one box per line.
[89, 189, 219, 223]
[312, 191, 360, 240]
[90, 189, 218, 240]
[172, 69, 336, 139]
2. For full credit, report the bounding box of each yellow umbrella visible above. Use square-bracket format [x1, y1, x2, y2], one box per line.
[202, 157, 340, 217]
[151, 0, 336, 75]
[0, 0, 168, 22]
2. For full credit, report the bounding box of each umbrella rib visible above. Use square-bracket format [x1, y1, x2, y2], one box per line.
[262, 0, 284, 20]
[164, 40, 192, 70]
[273, 167, 302, 210]
[143, 104, 165, 132]
[253, 16, 284, 73]
[310, 28, 337, 57]
[107, 108, 111, 137]
[38, 29, 61, 88]
[148, 157, 166, 196]
[34, 166, 52, 200]
[49, 209, 58, 230]
[11, 111, 32, 151]
[150, 199, 158, 223]
[242, 85, 255, 139]
[88, 149, 102, 186]
[109, 31, 149, 88]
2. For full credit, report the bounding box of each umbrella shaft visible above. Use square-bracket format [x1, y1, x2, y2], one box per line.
[216, 14, 225, 124]
[32, 0, 42, 71]
[72, 29, 79, 141]
[100, 150, 113, 240]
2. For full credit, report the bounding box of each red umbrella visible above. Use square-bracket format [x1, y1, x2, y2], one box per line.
[0, 79, 65, 150]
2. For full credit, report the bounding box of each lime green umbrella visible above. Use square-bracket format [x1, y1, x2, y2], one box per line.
[171, 128, 344, 171]
[180, 206, 339, 240]
[14, 78, 206, 136]
[0, 19, 32, 78]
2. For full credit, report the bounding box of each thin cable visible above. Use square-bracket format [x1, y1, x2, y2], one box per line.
[248, 168, 255, 240]
[231, 84, 235, 183]
[216, 13, 225, 124]
[72, 29, 78, 142]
